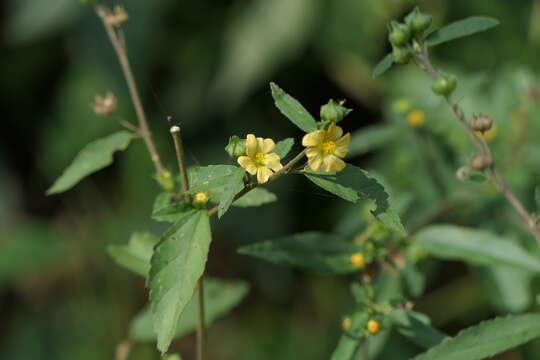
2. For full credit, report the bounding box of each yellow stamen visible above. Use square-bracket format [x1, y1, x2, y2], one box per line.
[254, 152, 265, 165]
[322, 140, 336, 155]
[194, 192, 209, 205]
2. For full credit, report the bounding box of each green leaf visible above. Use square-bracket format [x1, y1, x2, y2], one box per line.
[535, 186, 540, 210]
[233, 188, 277, 207]
[270, 82, 318, 132]
[149, 210, 212, 354]
[164, 355, 182, 360]
[414, 313, 540, 360]
[330, 312, 369, 360]
[189, 165, 245, 218]
[238, 232, 363, 274]
[416, 225, 540, 272]
[107, 232, 159, 278]
[274, 138, 295, 159]
[305, 165, 405, 235]
[152, 193, 186, 223]
[426, 16, 500, 47]
[130, 278, 249, 342]
[46, 131, 133, 195]
[347, 124, 398, 157]
[372, 53, 394, 78]
[389, 310, 448, 349]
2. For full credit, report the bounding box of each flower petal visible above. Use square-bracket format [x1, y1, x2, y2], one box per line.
[302, 130, 325, 147]
[246, 134, 257, 157]
[261, 138, 276, 153]
[238, 156, 257, 175]
[257, 167, 273, 184]
[263, 153, 283, 171]
[326, 122, 343, 141]
[322, 155, 346, 172]
[334, 133, 351, 157]
[308, 155, 323, 172]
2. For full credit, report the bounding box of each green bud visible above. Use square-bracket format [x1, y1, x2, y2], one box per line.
[431, 74, 457, 96]
[225, 135, 246, 158]
[412, 40, 422, 53]
[156, 171, 175, 192]
[405, 7, 432, 36]
[320, 99, 353, 123]
[392, 46, 412, 65]
[388, 21, 411, 47]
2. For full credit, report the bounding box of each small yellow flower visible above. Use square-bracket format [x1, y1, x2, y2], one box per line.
[237, 134, 283, 184]
[302, 122, 351, 172]
[342, 317, 352, 331]
[476, 124, 497, 142]
[407, 109, 425, 127]
[367, 319, 381, 334]
[194, 192, 209, 205]
[350, 252, 365, 268]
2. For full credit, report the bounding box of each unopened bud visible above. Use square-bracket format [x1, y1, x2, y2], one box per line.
[320, 99, 352, 123]
[470, 154, 493, 172]
[350, 252, 366, 268]
[432, 74, 457, 96]
[342, 317, 352, 331]
[470, 114, 493, 133]
[367, 319, 381, 334]
[388, 21, 411, 47]
[92, 91, 117, 116]
[225, 135, 246, 158]
[106, 5, 129, 27]
[157, 171, 175, 192]
[405, 7, 432, 36]
[193, 192, 209, 206]
[392, 46, 412, 65]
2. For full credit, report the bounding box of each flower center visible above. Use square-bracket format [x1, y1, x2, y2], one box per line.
[322, 140, 336, 155]
[254, 152, 265, 165]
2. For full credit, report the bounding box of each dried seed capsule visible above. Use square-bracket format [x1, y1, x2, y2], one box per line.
[470, 154, 493, 172]
[470, 114, 493, 132]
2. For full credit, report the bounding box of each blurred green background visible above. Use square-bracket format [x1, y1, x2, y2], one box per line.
[3, 0, 540, 359]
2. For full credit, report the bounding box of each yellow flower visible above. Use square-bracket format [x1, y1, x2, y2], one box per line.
[194, 192, 209, 205]
[350, 252, 365, 268]
[407, 109, 425, 127]
[302, 122, 351, 172]
[237, 134, 283, 184]
[367, 319, 381, 334]
[342, 317, 352, 331]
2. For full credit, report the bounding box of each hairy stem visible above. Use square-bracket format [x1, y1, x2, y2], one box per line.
[413, 46, 540, 244]
[170, 126, 191, 201]
[95, 5, 166, 176]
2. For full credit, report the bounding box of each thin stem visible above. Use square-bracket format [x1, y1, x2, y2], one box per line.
[207, 149, 308, 217]
[413, 46, 540, 244]
[95, 5, 166, 176]
[170, 126, 191, 201]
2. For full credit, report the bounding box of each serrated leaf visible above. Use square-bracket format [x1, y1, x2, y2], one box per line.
[130, 278, 249, 342]
[275, 138, 295, 159]
[389, 310, 448, 349]
[330, 312, 369, 360]
[152, 193, 186, 223]
[270, 82, 317, 132]
[233, 188, 277, 207]
[149, 210, 212, 354]
[46, 131, 133, 195]
[305, 165, 405, 235]
[426, 16, 500, 47]
[372, 53, 394, 78]
[238, 232, 363, 274]
[347, 124, 398, 157]
[189, 165, 245, 217]
[107, 232, 159, 278]
[416, 225, 540, 272]
[414, 313, 540, 360]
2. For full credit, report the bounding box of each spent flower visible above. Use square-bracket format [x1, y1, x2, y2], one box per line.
[302, 122, 351, 172]
[92, 91, 117, 116]
[238, 134, 283, 184]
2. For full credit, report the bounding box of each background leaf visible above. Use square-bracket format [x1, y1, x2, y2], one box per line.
[274, 138, 295, 159]
[233, 188, 277, 207]
[416, 225, 540, 272]
[46, 131, 133, 195]
[330, 312, 369, 360]
[270, 82, 318, 132]
[130, 278, 249, 342]
[426, 16, 500, 47]
[238, 232, 363, 274]
[414, 313, 540, 360]
[107, 232, 159, 278]
[347, 125, 399, 157]
[149, 210, 212, 354]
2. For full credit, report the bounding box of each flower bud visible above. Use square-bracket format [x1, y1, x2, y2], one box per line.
[407, 109, 425, 127]
[350, 252, 366, 268]
[392, 46, 412, 65]
[470, 114, 493, 133]
[342, 317, 352, 331]
[470, 154, 493, 172]
[92, 91, 117, 116]
[225, 135, 246, 158]
[388, 21, 411, 47]
[405, 7, 432, 36]
[193, 192, 209, 207]
[431, 74, 457, 96]
[320, 99, 352, 123]
[367, 319, 381, 334]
